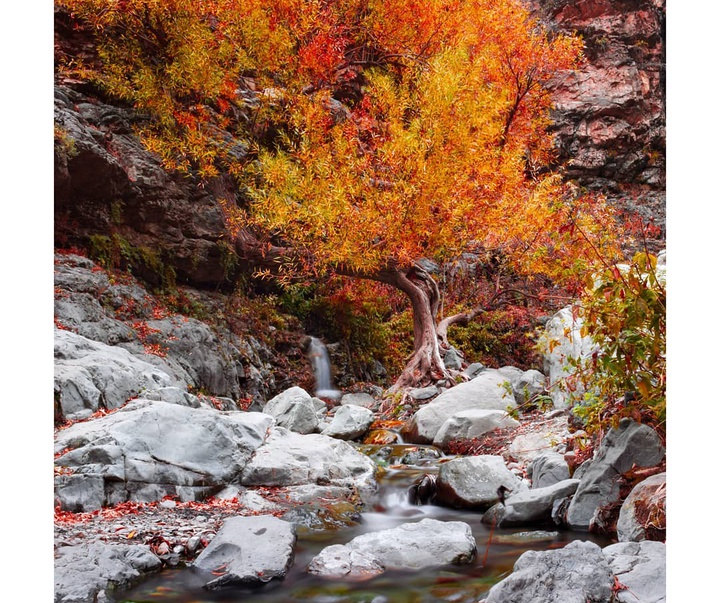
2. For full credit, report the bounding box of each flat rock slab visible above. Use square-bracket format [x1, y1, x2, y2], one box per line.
[482, 540, 614, 603]
[55, 542, 162, 603]
[193, 516, 296, 589]
[308, 518, 476, 578]
[435, 455, 525, 509]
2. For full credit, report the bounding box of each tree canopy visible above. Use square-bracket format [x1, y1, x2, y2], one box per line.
[57, 0, 625, 388]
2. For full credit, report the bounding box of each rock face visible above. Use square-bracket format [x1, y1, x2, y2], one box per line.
[308, 519, 476, 578]
[54, 400, 274, 510]
[55, 329, 175, 421]
[565, 419, 665, 530]
[435, 456, 526, 509]
[482, 540, 615, 603]
[529, 0, 666, 253]
[192, 516, 296, 589]
[404, 369, 516, 443]
[55, 543, 162, 603]
[617, 472, 666, 542]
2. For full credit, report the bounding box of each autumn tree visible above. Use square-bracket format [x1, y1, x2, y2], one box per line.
[56, 0, 624, 390]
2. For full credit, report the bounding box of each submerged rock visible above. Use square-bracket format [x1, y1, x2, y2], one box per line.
[308, 518, 476, 578]
[192, 516, 296, 589]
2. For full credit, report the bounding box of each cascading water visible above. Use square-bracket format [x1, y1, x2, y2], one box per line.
[308, 336, 341, 400]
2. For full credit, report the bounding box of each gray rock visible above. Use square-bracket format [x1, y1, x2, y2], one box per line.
[405, 369, 516, 443]
[54, 329, 175, 420]
[443, 347, 464, 370]
[483, 540, 614, 603]
[603, 541, 666, 603]
[617, 473, 666, 542]
[55, 543, 162, 603]
[143, 386, 202, 408]
[54, 474, 105, 512]
[432, 409, 519, 449]
[263, 386, 319, 434]
[512, 369, 546, 406]
[322, 405, 375, 440]
[528, 452, 570, 489]
[497, 365, 524, 385]
[462, 363, 486, 379]
[406, 386, 439, 400]
[538, 306, 597, 409]
[566, 420, 665, 530]
[482, 479, 580, 527]
[54, 293, 136, 345]
[308, 518, 475, 578]
[435, 455, 525, 509]
[340, 392, 377, 409]
[54, 400, 274, 510]
[241, 427, 377, 494]
[192, 516, 296, 589]
[507, 432, 559, 464]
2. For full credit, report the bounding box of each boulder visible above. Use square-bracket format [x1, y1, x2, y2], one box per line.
[617, 472, 666, 542]
[54, 329, 175, 421]
[54, 400, 274, 510]
[263, 386, 319, 434]
[432, 409, 520, 449]
[528, 452, 571, 489]
[602, 541, 666, 603]
[308, 518, 475, 578]
[406, 386, 439, 400]
[435, 456, 525, 509]
[241, 427, 377, 494]
[340, 392, 377, 409]
[404, 369, 516, 443]
[512, 369, 546, 406]
[565, 419, 665, 530]
[192, 516, 296, 589]
[143, 386, 202, 408]
[482, 540, 614, 603]
[538, 306, 596, 409]
[55, 543, 162, 603]
[322, 405, 375, 440]
[482, 479, 580, 527]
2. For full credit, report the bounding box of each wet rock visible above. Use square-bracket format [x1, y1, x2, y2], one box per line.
[435, 455, 526, 509]
[241, 427, 377, 494]
[408, 474, 437, 505]
[603, 541, 666, 603]
[565, 419, 665, 530]
[528, 452, 571, 489]
[54, 329, 175, 421]
[432, 409, 520, 449]
[617, 472, 666, 542]
[263, 386, 319, 434]
[55, 542, 162, 603]
[308, 518, 476, 578]
[322, 404, 375, 440]
[54, 400, 274, 510]
[482, 540, 614, 603]
[192, 516, 296, 589]
[482, 479, 580, 527]
[404, 369, 516, 443]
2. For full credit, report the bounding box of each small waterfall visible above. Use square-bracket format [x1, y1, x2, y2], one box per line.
[308, 336, 341, 400]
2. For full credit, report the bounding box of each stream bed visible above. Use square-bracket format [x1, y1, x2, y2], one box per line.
[113, 443, 610, 603]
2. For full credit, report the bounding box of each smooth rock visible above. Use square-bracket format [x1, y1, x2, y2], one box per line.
[435, 455, 525, 509]
[192, 516, 296, 589]
[263, 386, 319, 434]
[322, 404, 375, 440]
[432, 409, 520, 449]
[482, 479, 580, 527]
[528, 452, 571, 489]
[512, 369, 546, 406]
[340, 392, 377, 409]
[617, 472, 666, 542]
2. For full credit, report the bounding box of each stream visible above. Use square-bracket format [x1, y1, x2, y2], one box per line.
[113, 442, 610, 603]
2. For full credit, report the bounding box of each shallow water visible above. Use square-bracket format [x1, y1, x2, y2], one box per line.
[113, 444, 610, 603]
